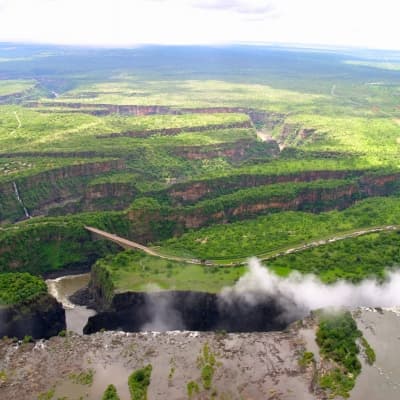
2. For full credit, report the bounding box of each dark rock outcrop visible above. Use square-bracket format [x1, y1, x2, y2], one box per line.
[0, 294, 66, 339]
[83, 290, 293, 334]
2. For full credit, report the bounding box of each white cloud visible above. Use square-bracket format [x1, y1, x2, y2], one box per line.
[0, 0, 399, 50]
[192, 0, 276, 15]
[221, 258, 400, 321]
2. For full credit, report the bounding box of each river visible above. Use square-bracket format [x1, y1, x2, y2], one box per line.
[46, 273, 96, 334]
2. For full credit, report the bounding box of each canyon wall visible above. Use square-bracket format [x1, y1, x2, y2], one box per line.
[0, 294, 66, 339]
[83, 290, 291, 334]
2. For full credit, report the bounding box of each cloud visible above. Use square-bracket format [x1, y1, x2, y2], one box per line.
[193, 0, 276, 15]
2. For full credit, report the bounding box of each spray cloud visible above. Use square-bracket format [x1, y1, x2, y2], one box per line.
[140, 285, 185, 331]
[221, 258, 400, 320]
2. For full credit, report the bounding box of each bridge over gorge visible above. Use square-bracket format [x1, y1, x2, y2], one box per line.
[84, 226, 203, 265]
[84, 225, 400, 267]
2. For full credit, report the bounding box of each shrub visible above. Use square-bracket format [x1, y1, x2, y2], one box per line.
[201, 365, 214, 390]
[68, 369, 94, 386]
[102, 384, 121, 400]
[316, 311, 362, 398]
[361, 337, 376, 365]
[128, 365, 152, 400]
[187, 381, 200, 398]
[298, 351, 315, 367]
[22, 335, 33, 344]
[0, 273, 47, 305]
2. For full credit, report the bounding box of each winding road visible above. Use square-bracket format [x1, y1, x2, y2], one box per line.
[85, 226, 201, 264]
[85, 224, 400, 267]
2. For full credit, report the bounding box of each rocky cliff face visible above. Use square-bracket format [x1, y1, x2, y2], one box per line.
[26, 102, 285, 126]
[0, 294, 66, 340]
[128, 173, 400, 240]
[18, 159, 125, 190]
[0, 159, 126, 223]
[83, 290, 292, 334]
[97, 121, 253, 138]
[166, 169, 362, 205]
[80, 182, 136, 212]
[179, 183, 361, 229]
[359, 173, 400, 195]
[172, 138, 279, 162]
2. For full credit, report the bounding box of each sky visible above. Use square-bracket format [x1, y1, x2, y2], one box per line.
[0, 0, 399, 50]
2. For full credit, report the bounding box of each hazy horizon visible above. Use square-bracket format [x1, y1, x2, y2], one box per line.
[0, 0, 399, 51]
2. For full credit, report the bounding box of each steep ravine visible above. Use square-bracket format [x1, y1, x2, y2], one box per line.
[26, 102, 285, 126]
[164, 169, 365, 205]
[131, 173, 400, 236]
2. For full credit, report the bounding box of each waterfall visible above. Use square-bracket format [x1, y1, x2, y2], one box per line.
[12, 181, 31, 218]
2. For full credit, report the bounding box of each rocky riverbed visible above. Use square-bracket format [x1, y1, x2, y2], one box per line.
[1, 308, 400, 399]
[0, 323, 316, 400]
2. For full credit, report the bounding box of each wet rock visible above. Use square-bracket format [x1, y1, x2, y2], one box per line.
[83, 290, 292, 334]
[0, 294, 66, 340]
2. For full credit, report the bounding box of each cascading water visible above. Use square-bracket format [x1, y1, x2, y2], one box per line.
[46, 273, 96, 334]
[12, 181, 31, 218]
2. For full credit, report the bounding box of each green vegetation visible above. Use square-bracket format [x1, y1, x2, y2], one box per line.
[198, 343, 217, 390]
[361, 337, 376, 365]
[102, 384, 121, 400]
[269, 230, 400, 283]
[161, 196, 400, 261]
[201, 365, 214, 390]
[3, 45, 400, 317]
[344, 60, 400, 71]
[184, 343, 219, 397]
[187, 381, 200, 398]
[22, 335, 33, 344]
[94, 251, 244, 293]
[316, 311, 362, 398]
[68, 369, 94, 386]
[0, 106, 249, 155]
[0, 156, 110, 184]
[319, 369, 356, 399]
[37, 388, 55, 400]
[0, 80, 35, 96]
[0, 370, 7, 382]
[0, 214, 125, 274]
[128, 365, 152, 400]
[168, 366, 175, 380]
[298, 351, 315, 367]
[92, 224, 400, 295]
[187, 178, 356, 215]
[0, 273, 47, 305]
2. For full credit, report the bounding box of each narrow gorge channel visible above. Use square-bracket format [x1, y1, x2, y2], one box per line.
[46, 273, 95, 333]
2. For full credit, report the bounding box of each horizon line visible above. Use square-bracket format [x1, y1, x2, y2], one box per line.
[1, 40, 400, 54]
